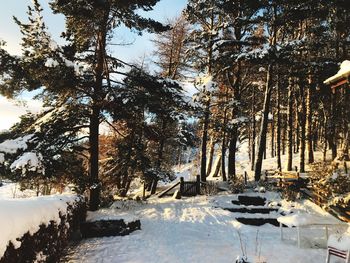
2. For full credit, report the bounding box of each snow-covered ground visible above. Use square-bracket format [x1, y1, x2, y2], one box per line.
[62, 192, 348, 263]
[0, 181, 37, 199]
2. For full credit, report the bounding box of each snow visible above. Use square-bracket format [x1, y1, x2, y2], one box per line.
[0, 182, 37, 199]
[63, 193, 343, 263]
[9, 152, 44, 175]
[196, 75, 217, 93]
[44, 58, 59, 68]
[0, 153, 4, 164]
[328, 227, 350, 251]
[277, 212, 341, 227]
[0, 134, 34, 154]
[324, 60, 350, 85]
[0, 194, 79, 258]
[337, 60, 350, 75]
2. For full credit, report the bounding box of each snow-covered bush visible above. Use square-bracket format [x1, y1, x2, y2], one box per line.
[202, 181, 219, 196]
[309, 162, 350, 208]
[229, 176, 245, 194]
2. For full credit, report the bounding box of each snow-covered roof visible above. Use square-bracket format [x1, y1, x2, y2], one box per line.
[324, 60, 350, 85]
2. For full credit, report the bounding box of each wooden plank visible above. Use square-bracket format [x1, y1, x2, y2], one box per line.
[158, 181, 180, 198]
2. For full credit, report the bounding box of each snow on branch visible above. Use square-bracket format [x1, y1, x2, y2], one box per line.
[0, 135, 34, 154]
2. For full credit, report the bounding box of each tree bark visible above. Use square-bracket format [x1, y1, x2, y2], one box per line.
[221, 133, 227, 181]
[251, 86, 256, 171]
[228, 127, 238, 180]
[306, 76, 314, 164]
[299, 83, 306, 173]
[89, 22, 108, 210]
[200, 100, 210, 182]
[276, 73, 282, 171]
[255, 64, 273, 181]
[330, 92, 337, 160]
[287, 77, 294, 171]
[206, 138, 216, 177]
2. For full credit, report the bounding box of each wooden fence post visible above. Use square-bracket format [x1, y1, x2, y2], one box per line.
[196, 175, 200, 195]
[244, 171, 248, 185]
[142, 182, 146, 200]
[151, 179, 158, 195]
[344, 161, 348, 174]
[180, 177, 184, 195]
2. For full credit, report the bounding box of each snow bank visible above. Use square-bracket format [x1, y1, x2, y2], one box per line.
[328, 227, 350, 251]
[0, 194, 79, 258]
[0, 134, 34, 154]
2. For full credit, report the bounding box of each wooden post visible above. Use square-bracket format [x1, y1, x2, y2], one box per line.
[345, 161, 348, 174]
[280, 222, 283, 240]
[265, 170, 268, 181]
[295, 166, 298, 172]
[150, 179, 158, 195]
[180, 177, 184, 195]
[142, 182, 146, 200]
[196, 175, 200, 195]
[244, 171, 248, 185]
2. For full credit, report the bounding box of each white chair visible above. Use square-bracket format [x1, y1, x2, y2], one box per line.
[326, 246, 350, 263]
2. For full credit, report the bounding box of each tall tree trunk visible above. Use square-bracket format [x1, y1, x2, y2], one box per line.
[287, 77, 294, 171]
[206, 138, 216, 176]
[89, 104, 100, 211]
[276, 73, 282, 171]
[251, 87, 256, 171]
[221, 133, 227, 181]
[157, 119, 167, 168]
[271, 115, 275, 158]
[299, 83, 306, 173]
[228, 127, 238, 180]
[330, 92, 337, 160]
[200, 100, 210, 182]
[255, 64, 273, 181]
[306, 76, 314, 164]
[89, 25, 108, 210]
[221, 107, 228, 181]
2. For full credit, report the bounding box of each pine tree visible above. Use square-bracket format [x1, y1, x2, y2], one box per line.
[1, 0, 168, 210]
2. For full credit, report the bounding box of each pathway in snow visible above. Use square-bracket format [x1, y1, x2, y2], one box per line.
[62, 193, 332, 263]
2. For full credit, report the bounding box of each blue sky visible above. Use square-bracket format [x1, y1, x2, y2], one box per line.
[0, 0, 188, 130]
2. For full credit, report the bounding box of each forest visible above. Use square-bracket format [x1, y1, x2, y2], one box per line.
[0, 0, 350, 262]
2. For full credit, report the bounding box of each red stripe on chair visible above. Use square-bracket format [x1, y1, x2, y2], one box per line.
[328, 246, 347, 259]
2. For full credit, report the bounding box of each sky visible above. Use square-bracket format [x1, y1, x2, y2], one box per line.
[0, 0, 187, 131]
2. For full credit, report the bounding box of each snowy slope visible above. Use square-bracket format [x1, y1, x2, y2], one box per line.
[62, 192, 347, 263]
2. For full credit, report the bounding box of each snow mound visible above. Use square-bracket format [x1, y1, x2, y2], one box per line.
[0, 194, 79, 258]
